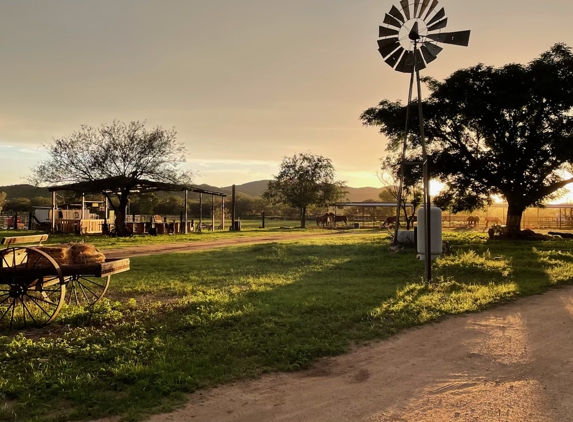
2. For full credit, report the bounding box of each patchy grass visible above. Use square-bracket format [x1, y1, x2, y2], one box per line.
[0, 224, 335, 250]
[0, 231, 573, 421]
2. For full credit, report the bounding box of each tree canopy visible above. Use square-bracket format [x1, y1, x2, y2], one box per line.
[263, 153, 346, 228]
[361, 43, 573, 234]
[32, 120, 192, 236]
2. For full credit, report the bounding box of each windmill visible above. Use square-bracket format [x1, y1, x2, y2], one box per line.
[377, 0, 470, 281]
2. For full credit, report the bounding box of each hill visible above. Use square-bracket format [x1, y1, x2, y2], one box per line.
[224, 181, 383, 202]
[0, 181, 384, 203]
[0, 184, 50, 199]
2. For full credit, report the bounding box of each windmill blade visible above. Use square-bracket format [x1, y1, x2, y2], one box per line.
[427, 17, 448, 32]
[427, 30, 471, 46]
[377, 37, 401, 58]
[417, 0, 430, 18]
[379, 26, 399, 38]
[388, 5, 406, 24]
[423, 0, 439, 20]
[413, 0, 421, 19]
[423, 41, 443, 57]
[395, 50, 426, 73]
[420, 45, 438, 64]
[395, 51, 415, 73]
[415, 49, 426, 70]
[427, 7, 446, 26]
[385, 48, 405, 68]
[400, 0, 410, 20]
[383, 13, 402, 28]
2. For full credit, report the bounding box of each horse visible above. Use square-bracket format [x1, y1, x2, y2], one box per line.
[484, 216, 502, 228]
[485, 217, 501, 228]
[382, 215, 416, 229]
[327, 213, 347, 227]
[382, 216, 397, 228]
[466, 216, 480, 228]
[316, 213, 331, 228]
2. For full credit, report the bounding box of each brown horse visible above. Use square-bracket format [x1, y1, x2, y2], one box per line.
[327, 213, 348, 227]
[316, 213, 331, 228]
[382, 215, 416, 229]
[466, 216, 480, 228]
[484, 216, 501, 227]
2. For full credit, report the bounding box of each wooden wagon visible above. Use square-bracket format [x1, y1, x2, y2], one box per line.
[0, 235, 130, 329]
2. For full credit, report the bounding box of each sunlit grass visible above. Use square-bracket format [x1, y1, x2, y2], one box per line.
[0, 232, 572, 421]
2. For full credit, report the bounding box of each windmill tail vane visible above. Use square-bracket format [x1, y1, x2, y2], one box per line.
[378, 0, 470, 73]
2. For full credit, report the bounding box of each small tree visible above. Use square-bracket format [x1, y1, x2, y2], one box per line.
[263, 153, 347, 228]
[0, 192, 6, 213]
[377, 156, 422, 229]
[32, 120, 192, 236]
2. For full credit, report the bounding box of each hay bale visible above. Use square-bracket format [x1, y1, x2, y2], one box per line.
[69, 243, 106, 265]
[29, 245, 72, 267]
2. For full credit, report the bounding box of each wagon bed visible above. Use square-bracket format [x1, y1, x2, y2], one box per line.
[0, 235, 130, 329]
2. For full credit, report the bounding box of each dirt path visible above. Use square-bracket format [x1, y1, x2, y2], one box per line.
[103, 231, 353, 259]
[145, 287, 573, 422]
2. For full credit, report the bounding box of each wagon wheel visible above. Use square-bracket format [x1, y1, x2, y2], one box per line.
[64, 274, 110, 306]
[0, 247, 66, 329]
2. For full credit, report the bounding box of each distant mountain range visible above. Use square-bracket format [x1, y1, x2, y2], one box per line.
[0, 181, 385, 203]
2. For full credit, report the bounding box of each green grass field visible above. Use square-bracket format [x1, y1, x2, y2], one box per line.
[1, 230, 572, 421]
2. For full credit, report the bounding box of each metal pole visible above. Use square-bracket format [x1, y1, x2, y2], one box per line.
[393, 70, 416, 245]
[414, 41, 432, 282]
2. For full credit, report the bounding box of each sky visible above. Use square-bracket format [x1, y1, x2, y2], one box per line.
[0, 0, 572, 189]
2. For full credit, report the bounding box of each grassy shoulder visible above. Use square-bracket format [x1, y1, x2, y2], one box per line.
[1, 231, 573, 421]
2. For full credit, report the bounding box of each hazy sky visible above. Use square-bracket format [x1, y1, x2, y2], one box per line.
[0, 0, 571, 188]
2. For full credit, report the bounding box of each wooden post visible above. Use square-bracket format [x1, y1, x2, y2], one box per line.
[231, 185, 236, 230]
[221, 197, 225, 230]
[81, 193, 85, 220]
[211, 195, 215, 231]
[51, 191, 56, 233]
[262, 211, 265, 229]
[184, 190, 188, 234]
[199, 193, 203, 232]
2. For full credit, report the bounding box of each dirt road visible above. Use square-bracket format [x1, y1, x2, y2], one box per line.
[147, 287, 573, 422]
[103, 231, 351, 259]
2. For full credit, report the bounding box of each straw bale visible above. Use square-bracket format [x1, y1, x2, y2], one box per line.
[69, 243, 106, 265]
[28, 245, 72, 267]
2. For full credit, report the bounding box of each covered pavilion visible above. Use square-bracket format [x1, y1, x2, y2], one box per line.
[47, 177, 227, 235]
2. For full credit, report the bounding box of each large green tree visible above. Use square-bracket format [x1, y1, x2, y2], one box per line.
[32, 120, 191, 236]
[263, 153, 346, 228]
[361, 44, 573, 235]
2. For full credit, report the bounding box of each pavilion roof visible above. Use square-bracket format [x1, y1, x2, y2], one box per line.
[47, 177, 227, 197]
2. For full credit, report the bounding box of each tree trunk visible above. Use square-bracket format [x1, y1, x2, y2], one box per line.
[505, 202, 524, 238]
[300, 207, 307, 228]
[115, 193, 130, 237]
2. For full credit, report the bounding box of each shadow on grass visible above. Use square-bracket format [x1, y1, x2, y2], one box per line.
[2, 235, 573, 422]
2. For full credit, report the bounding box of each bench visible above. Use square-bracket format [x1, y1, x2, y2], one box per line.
[1, 234, 49, 248]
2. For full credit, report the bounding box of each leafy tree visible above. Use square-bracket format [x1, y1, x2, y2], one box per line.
[263, 153, 347, 228]
[155, 195, 184, 216]
[361, 44, 573, 236]
[377, 157, 422, 229]
[32, 120, 192, 236]
[0, 192, 6, 213]
[129, 193, 159, 216]
[4, 198, 32, 213]
[30, 196, 52, 207]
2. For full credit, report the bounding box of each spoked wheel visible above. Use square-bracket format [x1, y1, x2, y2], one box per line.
[64, 275, 110, 306]
[0, 247, 66, 329]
